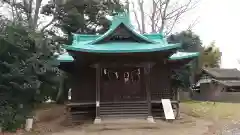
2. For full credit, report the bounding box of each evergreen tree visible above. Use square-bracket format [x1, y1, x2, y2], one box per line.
[0, 0, 124, 130]
[0, 23, 59, 131]
[168, 31, 221, 89]
[42, 0, 124, 43]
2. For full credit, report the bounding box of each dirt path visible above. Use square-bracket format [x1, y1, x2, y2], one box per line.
[38, 114, 213, 135]
[33, 118, 240, 135]
[28, 103, 240, 135]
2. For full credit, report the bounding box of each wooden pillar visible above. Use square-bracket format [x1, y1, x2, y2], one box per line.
[144, 63, 155, 123]
[94, 63, 101, 124]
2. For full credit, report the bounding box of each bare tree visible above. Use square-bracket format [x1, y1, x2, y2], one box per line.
[128, 0, 200, 35]
[0, 0, 66, 32]
[186, 16, 200, 31]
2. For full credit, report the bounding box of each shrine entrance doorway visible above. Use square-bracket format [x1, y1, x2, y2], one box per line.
[101, 67, 145, 102]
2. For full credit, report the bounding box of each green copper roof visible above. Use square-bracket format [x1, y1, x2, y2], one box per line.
[57, 51, 199, 62]
[57, 53, 74, 62]
[64, 12, 180, 54]
[169, 52, 199, 60]
[72, 34, 100, 41]
[89, 13, 155, 44]
[64, 42, 181, 53]
[73, 33, 164, 42]
[110, 12, 131, 29]
[57, 12, 200, 66]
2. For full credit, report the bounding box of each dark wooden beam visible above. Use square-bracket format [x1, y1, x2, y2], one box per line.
[144, 63, 155, 123]
[90, 62, 156, 68]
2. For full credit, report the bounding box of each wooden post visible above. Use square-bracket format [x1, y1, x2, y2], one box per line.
[144, 63, 155, 123]
[175, 89, 180, 119]
[94, 63, 101, 124]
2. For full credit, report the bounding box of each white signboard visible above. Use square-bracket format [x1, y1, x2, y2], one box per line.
[161, 99, 175, 120]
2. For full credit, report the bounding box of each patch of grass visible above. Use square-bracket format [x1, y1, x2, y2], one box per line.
[181, 100, 240, 121]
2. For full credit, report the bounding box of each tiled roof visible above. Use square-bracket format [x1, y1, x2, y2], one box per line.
[216, 80, 240, 87]
[203, 68, 240, 79]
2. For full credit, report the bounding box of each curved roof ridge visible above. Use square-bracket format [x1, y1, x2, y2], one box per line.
[88, 13, 157, 44]
[88, 22, 156, 44]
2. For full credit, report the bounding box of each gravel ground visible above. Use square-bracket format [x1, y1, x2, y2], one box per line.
[219, 121, 240, 135]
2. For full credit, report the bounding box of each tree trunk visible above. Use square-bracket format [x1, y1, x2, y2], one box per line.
[32, 0, 42, 30]
[138, 0, 145, 33]
[56, 73, 65, 104]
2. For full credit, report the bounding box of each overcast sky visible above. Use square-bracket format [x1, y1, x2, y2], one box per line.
[128, 0, 240, 69]
[1, 0, 240, 69]
[188, 0, 240, 69]
[172, 0, 240, 69]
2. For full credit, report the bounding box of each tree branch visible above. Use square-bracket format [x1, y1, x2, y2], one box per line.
[2, 0, 22, 22]
[158, 0, 170, 32]
[165, 0, 199, 20]
[32, 0, 42, 30]
[23, 0, 33, 26]
[165, 14, 179, 35]
[11, 0, 16, 21]
[138, 0, 145, 33]
[150, 0, 158, 33]
[130, 0, 142, 33]
[40, 17, 56, 32]
[187, 16, 200, 31]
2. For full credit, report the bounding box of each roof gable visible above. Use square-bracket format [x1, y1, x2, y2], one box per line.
[89, 13, 156, 44]
[92, 23, 153, 44]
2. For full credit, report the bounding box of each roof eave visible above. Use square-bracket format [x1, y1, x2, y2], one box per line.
[63, 43, 181, 53]
[169, 52, 199, 61]
[214, 79, 240, 87]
